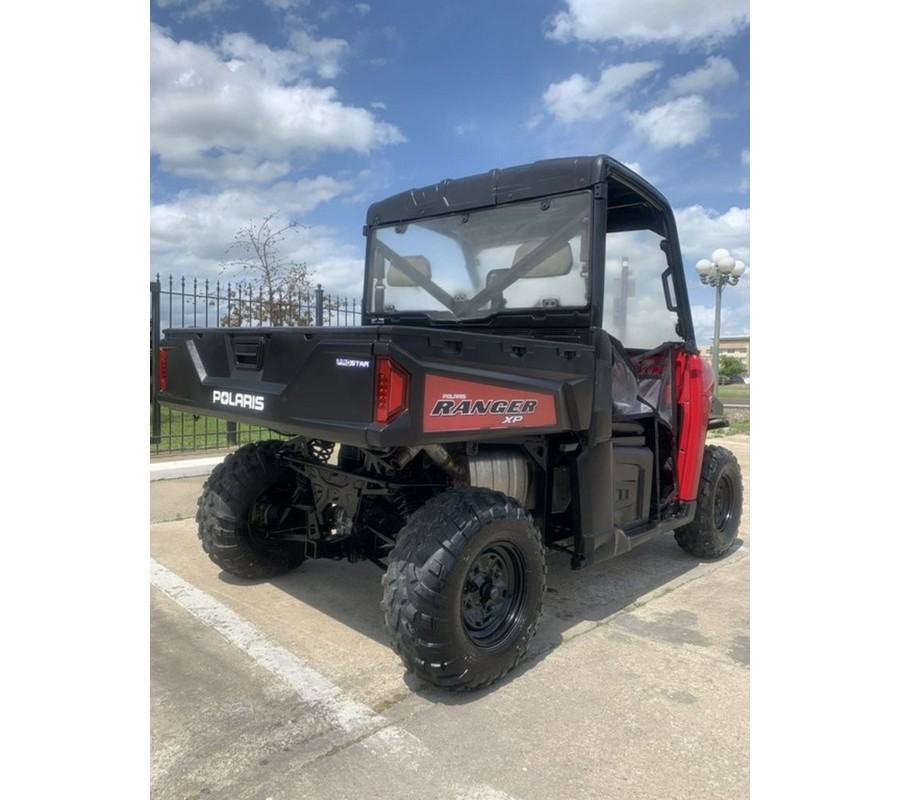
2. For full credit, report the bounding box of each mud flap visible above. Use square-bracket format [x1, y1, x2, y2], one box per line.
[570, 441, 629, 569]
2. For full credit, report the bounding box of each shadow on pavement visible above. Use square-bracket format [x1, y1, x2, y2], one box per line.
[216, 530, 743, 702]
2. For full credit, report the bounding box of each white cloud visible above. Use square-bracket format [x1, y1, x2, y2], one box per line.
[543, 61, 661, 123]
[675, 204, 750, 265]
[666, 56, 739, 98]
[547, 0, 750, 46]
[741, 148, 750, 166]
[628, 95, 711, 148]
[355, 3, 371, 15]
[150, 177, 363, 295]
[215, 29, 345, 83]
[151, 25, 404, 183]
[285, 28, 348, 80]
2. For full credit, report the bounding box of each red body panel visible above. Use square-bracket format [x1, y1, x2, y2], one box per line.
[422, 375, 558, 433]
[675, 352, 714, 501]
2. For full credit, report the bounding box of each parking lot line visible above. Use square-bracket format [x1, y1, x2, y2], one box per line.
[150, 558, 520, 800]
[152, 558, 377, 734]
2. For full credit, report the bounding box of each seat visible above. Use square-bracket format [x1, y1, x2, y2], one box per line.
[611, 420, 646, 447]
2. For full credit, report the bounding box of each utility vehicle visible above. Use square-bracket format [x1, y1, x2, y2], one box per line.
[158, 155, 743, 690]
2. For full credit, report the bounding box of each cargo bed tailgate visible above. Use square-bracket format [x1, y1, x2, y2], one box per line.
[160, 324, 596, 447]
[160, 327, 377, 439]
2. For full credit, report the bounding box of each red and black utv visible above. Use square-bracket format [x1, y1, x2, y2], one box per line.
[159, 155, 743, 690]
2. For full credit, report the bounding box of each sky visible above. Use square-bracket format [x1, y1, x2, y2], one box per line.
[150, 0, 750, 345]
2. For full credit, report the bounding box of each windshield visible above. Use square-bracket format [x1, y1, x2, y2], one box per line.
[367, 191, 592, 321]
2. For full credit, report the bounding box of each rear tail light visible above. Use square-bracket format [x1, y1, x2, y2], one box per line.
[159, 347, 168, 393]
[374, 357, 409, 424]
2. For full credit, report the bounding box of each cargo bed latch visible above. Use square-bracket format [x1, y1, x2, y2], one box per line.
[233, 339, 265, 371]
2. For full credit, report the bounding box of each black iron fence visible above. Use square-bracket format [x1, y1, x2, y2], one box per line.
[150, 276, 362, 455]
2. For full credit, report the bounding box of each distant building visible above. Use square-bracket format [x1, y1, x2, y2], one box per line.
[698, 335, 750, 378]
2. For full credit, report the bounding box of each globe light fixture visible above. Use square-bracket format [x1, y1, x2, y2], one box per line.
[696, 249, 747, 393]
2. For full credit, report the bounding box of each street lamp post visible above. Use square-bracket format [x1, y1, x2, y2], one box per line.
[696, 248, 746, 393]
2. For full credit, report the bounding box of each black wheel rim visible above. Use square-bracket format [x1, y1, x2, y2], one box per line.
[461, 541, 528, 650]
[713, 474, 734, 531]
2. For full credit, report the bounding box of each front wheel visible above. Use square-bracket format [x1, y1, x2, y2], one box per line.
[675, 445, 743, 558]
[382, 488, 546, 691]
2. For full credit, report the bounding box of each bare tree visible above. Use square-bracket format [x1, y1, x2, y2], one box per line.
[220, 213, 313, 326]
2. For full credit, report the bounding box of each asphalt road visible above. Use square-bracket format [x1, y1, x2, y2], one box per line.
[151, 436, 750, 800]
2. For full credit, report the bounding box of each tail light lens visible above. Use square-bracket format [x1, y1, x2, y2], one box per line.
[374, 357, 409, 424]
[159, 347, 168, 393]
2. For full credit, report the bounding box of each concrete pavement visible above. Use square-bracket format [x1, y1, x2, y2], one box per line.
[150, 453, 225, 482]
[150, 435, 750, 800]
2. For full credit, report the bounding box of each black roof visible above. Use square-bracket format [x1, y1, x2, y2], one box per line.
[365, 154, 672, 228]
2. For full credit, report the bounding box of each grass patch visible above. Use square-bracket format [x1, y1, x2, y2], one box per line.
[151, 406, 287, 454]
[710, 418, 750, 437]
[717, 384, 750, 400]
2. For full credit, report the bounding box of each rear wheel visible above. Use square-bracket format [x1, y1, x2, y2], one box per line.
[196, 441, 307, 579]
[675, 445, 743, 558]
[383, 487, 546, 691]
